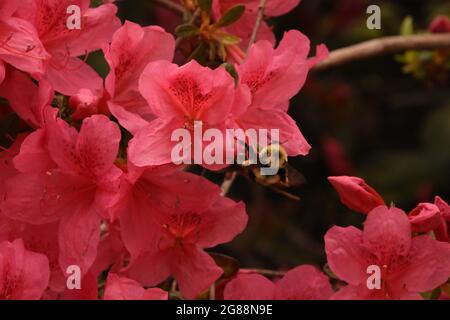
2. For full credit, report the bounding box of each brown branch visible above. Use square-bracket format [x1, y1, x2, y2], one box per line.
[313, 33, 450, 71]
[151, 0, 185, 15]
[246, 0, 267, 54]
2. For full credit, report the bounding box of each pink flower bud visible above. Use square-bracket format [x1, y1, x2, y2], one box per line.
[408, 203, 441, 233]
[429, 16, 450, 34]
[328, 176, 385, 214]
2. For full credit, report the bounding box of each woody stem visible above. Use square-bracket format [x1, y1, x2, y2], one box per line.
[246, 0, 267, 55]
[313, 33, 450, 71]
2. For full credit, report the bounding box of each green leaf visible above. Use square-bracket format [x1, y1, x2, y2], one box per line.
[400, 16, 414, 36]
[198, 0, 213, 12]
[188, 41, 208, 65]
[220, 34, 241, 45]
[223, 63, 239, 86]
[175, 24, 200, 38]
[216, 4, 245, 27]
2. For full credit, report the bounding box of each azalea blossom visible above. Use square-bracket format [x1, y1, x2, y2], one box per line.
[109, 162, 248, 299]
[325, 205, 450, 300]
[1, 113, 123, 276]
[104, 21, 175, 133]
[129, 59, 240, 167]
[12, 0, 121, 95]
[230, 30, 327, 156]
[224, 265, 333, 300]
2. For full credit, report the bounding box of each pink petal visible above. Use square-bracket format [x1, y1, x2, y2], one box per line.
[328, 176, 385, 214]
[0, 239, 49, 300]
[275, 265, 333, 300]
[224, 273, 276, 300]
[362, 206, 412, 257]
[60, 270, 99, 300]
[435, 196, 450, 222]
[13, 129, 54, 172]
[0, 61, 4, 84]
[49, 4, 121, 57]
[45, 56, 102, 96]
[324, 226, 367, 285]
[397, 235, 450, 293]
[58, 205, 101, 277]
[172, 247, 223, 299]
[128, 118, 183, 167]
[239, 30, 312, 109]
[107, 101, 151, 135]
[2, 170, 93, 224]
[104, 21, 175, 108]
[0, 17, 49, 75]
[0, 70, 53, 128]
[196, 198, 248, 248]
[76, 115, 121, 179]
[237, 108, 311, 156]
[104, 274, 168, 300]
[330, 284, 422, 300]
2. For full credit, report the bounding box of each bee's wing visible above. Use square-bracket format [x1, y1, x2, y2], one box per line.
[286, 164, 307, 187]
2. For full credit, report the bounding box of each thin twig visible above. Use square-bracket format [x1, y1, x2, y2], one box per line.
[151, 0, 185, 15]
[313, 33, 450, 71]
[220, 171, 237, 196]
[252, 268, 286, 278]
[246, 0, 267, 54]
[176, 8, 201, 47]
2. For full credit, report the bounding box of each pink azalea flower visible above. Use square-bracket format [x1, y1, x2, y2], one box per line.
[13, 0, 121, 95]
[129, 59, 238, 167]
[328, 176, 385, 214]
[212, 0, 301, 49]
[113, 163, 248, 299]
[0, 0, 50, 76]
[231, 30, 328, 156]
[224, 265, 333, 300]
[0, 239, 50, 300]
[103, 274, 168, 300]
[104, 21, 175, 134]
[1, 113, 123, 276]
[325, 205, 450, 300]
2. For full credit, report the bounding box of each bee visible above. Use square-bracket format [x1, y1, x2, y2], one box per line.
[237, 143, 306, 200]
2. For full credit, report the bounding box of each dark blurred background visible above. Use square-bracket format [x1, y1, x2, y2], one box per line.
[91, 0, 450, 270]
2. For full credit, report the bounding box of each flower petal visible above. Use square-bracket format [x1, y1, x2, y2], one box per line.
[224, 273, 276, 300]
[325, 226, 366, 285]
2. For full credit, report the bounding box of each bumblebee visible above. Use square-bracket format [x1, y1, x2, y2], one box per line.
[238, 144, 305, 200]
